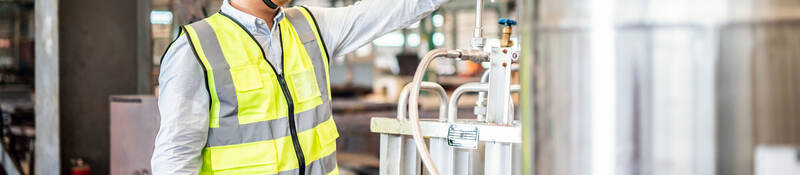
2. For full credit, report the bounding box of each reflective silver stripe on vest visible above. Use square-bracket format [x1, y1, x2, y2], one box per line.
[277, 152, 337, 175]
[207, 104, 332, 147]
[285, 7, 331, 103]
[192, 10, 334, 147]
[188, 20, 242, 137]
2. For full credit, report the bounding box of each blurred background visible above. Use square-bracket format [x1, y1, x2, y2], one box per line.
[0, 0, 797, 174]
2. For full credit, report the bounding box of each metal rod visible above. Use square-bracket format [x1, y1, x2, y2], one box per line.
[471, 0, 486, 49]
[476, 71, 491, 121]
[449, 83, 520, 122]
[397, 82, 448, 121]
[476, 64, 520, 122]
[474, 0, 483, 38]
[449, 83, 488, 122]
[518, 0, 537, 173]
[506, 97, 515, 124]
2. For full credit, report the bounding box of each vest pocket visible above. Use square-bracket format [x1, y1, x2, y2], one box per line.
[231, 65, 263, 92]
[289, 68, 321, 102]
[315, 117, 339, 157]
[207, 140, 278, 173]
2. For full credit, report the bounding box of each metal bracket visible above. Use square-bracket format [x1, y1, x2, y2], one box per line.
[447, 124, 479, 149]
[370, 117, 521, 143]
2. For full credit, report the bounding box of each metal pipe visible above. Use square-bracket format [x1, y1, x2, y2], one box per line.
[470, 0, 486, 49]
[475, 71, 491, 121]
[449, 83, 488, 122]
[449, 84, 520, 122]
[476, 66, 519, 122]
[397, 82, 448, 121]
[506, 97, 515, 124]
[481, 69, 492, 83]
[518, 0, 536, 173]
[474, 0, 483, 38]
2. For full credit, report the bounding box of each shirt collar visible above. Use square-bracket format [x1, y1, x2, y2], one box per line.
[220, 0, 285, 34]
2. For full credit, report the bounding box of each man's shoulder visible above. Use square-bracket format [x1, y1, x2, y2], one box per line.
[159, 35, 193, 67]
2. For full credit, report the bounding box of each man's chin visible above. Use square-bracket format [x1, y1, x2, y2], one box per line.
[275, 0, 292, 7]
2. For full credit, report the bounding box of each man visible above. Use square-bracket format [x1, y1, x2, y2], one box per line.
[152, 0, 446, 174]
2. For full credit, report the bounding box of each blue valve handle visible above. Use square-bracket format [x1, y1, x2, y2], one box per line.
[498, 18, 517, 26]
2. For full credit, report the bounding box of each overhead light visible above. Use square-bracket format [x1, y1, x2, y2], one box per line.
[433, 32, 445, 46]
[407, 33, 420, 47]
[432, 14, 444, 27]
[150, 11, 173, 25]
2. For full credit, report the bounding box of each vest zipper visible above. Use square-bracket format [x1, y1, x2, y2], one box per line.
[276, 73, 306, 175]
[218, 13, 306, 174]
[266, 34, 307, 175]
[275, 24, 306, 175]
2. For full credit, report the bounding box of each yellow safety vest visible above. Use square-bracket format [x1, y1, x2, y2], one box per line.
[181, 6, 338, 175]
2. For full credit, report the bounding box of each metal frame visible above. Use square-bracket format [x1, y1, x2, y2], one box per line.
[371, 0, 523, 173]
[371, 48, 522, 175]
[370, 118, 521, 143]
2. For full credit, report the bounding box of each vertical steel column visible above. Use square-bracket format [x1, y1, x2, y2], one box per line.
[518, 0, 537, 174]
[136, 0, 152, 94]
[484, 48, 514, 175]
[429, 138, 454, 175]
[35, 0, 61, 174]
[379, 134, 422, 175]
[486, 50, 513, 125]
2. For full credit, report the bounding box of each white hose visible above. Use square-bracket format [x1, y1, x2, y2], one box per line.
[408, 49, 459, 175]
[408, 48, 486, 175]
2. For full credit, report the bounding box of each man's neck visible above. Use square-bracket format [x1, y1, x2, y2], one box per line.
[229, 0, 280, 29]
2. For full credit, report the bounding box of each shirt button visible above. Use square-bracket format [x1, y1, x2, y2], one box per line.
[256, 20, 263, 25]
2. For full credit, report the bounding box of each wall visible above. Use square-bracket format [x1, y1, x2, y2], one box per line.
[58, 0, 142, 173]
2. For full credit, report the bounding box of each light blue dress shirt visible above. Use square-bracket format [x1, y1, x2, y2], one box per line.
[152, 0, 447, 174]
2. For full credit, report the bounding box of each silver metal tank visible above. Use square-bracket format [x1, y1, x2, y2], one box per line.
[518, 0, 800, 174]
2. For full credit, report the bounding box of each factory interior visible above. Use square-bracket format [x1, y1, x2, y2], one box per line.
[0, 0, 799, 174]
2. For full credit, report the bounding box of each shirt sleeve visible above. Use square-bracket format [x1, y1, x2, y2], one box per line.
[305, 0, 449, 58]
[151, 35, 210, 175]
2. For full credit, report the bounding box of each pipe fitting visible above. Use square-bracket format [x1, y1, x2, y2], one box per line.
[458, 49, 490, 63]
[470, 37, 486, 49]
[445, 49, 462, 58]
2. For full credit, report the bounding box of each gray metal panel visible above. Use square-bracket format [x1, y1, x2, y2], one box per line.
[527, 1, 800, 175]
[531, 1, 719, 174]
[110, 95, 160, 175]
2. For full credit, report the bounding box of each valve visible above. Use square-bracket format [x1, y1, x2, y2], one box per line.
[498, 18, 517, 47]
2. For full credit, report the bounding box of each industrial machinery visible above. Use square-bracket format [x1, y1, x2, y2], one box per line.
[369, 0, 523, 174]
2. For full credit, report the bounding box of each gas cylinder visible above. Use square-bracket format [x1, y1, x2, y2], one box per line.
[70, 158, 90, 175]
